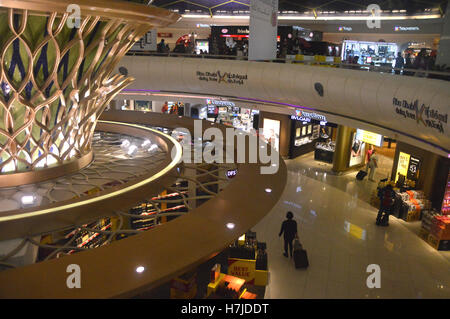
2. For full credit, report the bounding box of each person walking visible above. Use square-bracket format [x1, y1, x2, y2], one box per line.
[368, 149, 378, 182]
[278, 212, 298, 258]
[376, 184, 396, 226]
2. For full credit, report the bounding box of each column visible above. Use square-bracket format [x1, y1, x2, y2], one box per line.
[332, 125, 353, 173]
[436, 4, 450, 67]
[152, 101, 165, 113]
[248, 0, 279, 61]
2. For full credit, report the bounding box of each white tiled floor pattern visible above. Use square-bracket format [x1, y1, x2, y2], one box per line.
[253, 158, 450, 299]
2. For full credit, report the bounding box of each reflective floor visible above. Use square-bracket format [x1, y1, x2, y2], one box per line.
[253, 155, 450, 299]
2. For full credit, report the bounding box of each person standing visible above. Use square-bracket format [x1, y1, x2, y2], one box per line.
[279, 212, 298, 258]
[394, 52, 404, 74]
[161, 102, 169, 114]
[404, 53, 413, 76]
[368, 149, 378, 182]
[413, 49, 429, 77]
[365, 145, 374, 172]
[376, 184, 396, 226]
[157, 39, 165, 53]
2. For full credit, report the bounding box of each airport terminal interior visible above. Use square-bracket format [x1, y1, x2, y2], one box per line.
[0, 0, 449, 300]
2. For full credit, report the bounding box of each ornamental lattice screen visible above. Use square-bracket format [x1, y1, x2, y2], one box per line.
[0, 7, 150, 178]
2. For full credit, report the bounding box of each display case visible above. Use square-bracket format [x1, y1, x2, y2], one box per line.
[314, 141, 335, 164]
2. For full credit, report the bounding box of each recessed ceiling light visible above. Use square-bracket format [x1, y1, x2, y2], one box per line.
[127, 144, 138, 156]
[265, 188, 272, 193]
[226, 222, 235, 229]
[136, 266, 145, 273]
[21, 195, 35, 206]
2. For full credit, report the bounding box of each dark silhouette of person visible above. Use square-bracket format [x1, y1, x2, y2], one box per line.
[394, 52, 404, 74]
[157, 39, 165, 53]
[279, 211, 298, 258]
[404, 53, 413, 76]
[376, 184, 396, 226]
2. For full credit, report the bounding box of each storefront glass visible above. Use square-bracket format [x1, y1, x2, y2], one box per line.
[263, 119, 280, 152]
[342, 40, 398, 66]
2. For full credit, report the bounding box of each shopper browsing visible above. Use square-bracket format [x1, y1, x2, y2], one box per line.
[279, 212, 298, 258]
[368, 149, 378, 182]
[376, 184, 396, 226]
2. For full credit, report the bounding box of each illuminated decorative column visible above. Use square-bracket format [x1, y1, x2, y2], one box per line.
[0, 0, 179, 186]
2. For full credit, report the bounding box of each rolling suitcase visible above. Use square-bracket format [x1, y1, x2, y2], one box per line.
[356, 170, 367, 181]
[293, 239, 309, 269]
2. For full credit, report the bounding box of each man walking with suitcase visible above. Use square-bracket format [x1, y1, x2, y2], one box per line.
[279, 212, 298, 258]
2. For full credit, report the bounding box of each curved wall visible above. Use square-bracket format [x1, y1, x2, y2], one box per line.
[117, 56, 450, 156]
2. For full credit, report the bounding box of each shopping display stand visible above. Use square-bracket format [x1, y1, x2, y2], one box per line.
[170, 271, 198, 299]
[205, 231, 268, 299]
[371, 179, 431, 222]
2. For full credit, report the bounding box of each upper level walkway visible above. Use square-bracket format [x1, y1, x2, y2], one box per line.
[117, 54, 450, 157]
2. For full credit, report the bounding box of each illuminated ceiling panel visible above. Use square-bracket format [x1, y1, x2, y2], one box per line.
[138, 0, 448, 15]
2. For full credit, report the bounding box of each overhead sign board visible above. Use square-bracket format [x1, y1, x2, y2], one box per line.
[355, 129, 384, 147]
[291, 109, 327, 123]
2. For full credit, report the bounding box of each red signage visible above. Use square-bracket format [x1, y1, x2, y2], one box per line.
[158, 32, 172, 38]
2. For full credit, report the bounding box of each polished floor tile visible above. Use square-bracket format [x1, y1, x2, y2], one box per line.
[252, 156, 450, 299]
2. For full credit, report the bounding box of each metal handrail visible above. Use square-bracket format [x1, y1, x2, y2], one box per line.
[125, 51, 450, 79]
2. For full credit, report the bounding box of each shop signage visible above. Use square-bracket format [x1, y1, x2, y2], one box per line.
[407, 156, 421, 181]
[196, 24, 213, 28]
[237, 28, 250, 34]
[197, 71, 248, 85]
[338, 26, 352, 32]
[157, 32, 172, 38]
[394, 26, 420, 32]
[392, 98, 447, 133]
[355, 129, 383, 147]
[206, 99, 236, 107]
[228, 258, 256, 284]
[291, 109, 327, 123]
[396, 152, 410, 182]
[226, 169, 238, 179]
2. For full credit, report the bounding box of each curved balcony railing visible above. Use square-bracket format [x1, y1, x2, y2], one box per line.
[126, 51, 450, 81]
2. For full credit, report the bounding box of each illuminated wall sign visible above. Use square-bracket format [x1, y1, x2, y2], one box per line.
[196, 24, 213, 28]
[396, 152, 411, 182]
[237, 28, 250, 34]
[338, 26, 352, 32]
[355, 129, 384, 147]
[407, 156, 421, 181]
[392, 98, 447, 134]
[291, 109, 327, 123]
[394, 26, 420, 32]
[197, 71, 248, 85]
[157, 32, 172, 38]
[226, 169, 238, 179]
[206, 99, 235, 107]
